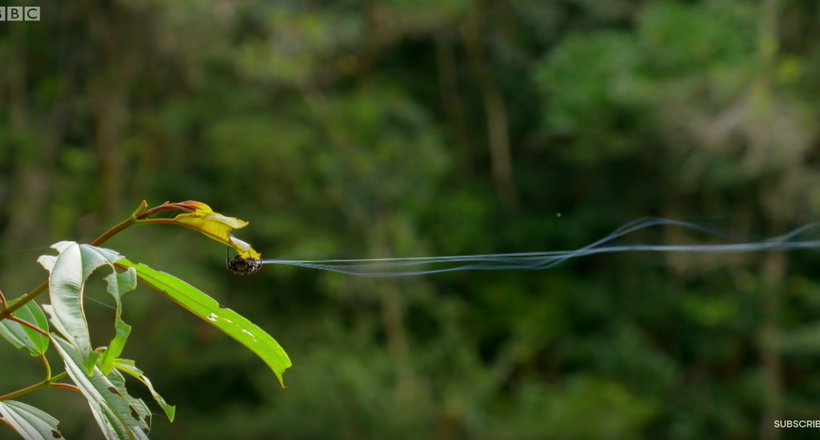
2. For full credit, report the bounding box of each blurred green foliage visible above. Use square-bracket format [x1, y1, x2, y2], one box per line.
[2, 0, 820, 438]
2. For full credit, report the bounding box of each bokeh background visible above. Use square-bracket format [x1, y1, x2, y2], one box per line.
[2, 0, 820, 439]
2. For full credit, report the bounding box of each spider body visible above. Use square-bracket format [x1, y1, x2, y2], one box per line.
[227, 254, 262, 276]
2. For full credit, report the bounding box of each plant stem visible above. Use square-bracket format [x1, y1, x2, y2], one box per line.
[0, 372, 68, 401]
[0, 205, 147, 321]
[39, 354, 51, 379]
[0, 281, 47, 321]
[0, 200, 188, 322]
[8, 315, 50, 337]
[90, 215, 136, 246]
[48, 382, 80, 394]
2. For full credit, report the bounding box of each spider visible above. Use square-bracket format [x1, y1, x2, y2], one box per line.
[227, 251, 262, 276]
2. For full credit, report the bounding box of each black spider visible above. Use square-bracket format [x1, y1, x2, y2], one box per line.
[227, 252, 262, 276]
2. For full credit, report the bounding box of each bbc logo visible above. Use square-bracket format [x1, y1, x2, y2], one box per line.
[0, 7, 40, 21]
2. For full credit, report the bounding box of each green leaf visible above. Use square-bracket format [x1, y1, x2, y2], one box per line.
[38, 242, 128, 375]
[0, 400, 63, 439]
[52, 335, 149, 440]
[113, 358, 176, 422]
[0, 300, 49, 356]
[99, 267, 138, 375]
[106, 368, 153, 429]
[117, 259, 292, 387]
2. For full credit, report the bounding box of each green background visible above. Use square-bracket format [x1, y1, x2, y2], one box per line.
[2, 0, 820, 438]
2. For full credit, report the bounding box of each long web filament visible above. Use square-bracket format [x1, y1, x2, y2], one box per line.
[260, 217, 820, 277]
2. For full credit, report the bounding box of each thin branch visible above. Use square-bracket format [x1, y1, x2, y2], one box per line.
[89, 215, 135, 247]
[48, 382, 80, 395]
[0, 281, 47, 321]
[0, 382, 44, 401]
[0, 200, 175, 321]
[7, 315, 50, 338]
[39, 354, 51, 379]
[0, 371, 69, 402]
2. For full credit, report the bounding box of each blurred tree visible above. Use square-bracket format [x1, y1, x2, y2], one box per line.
[2, 0, 820, 439]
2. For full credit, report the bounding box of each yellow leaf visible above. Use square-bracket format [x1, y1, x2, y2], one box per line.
[229, 236, 261, 260]
[139, 201, 261, 259]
